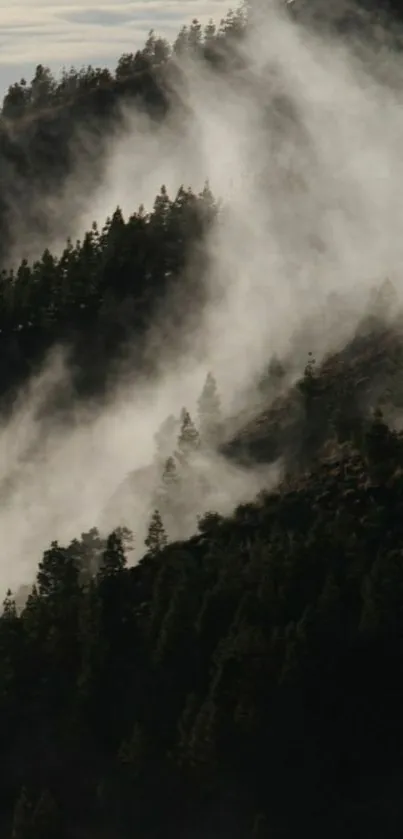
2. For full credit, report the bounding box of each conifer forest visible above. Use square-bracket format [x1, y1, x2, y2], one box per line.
[3, 0, 403, 836]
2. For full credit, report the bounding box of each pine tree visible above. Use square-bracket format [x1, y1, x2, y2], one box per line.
[151, 451, 186, 540]
[197, 373, 221, 448]
[98, 531, 127, 579]
[114, 526, 135, 556]
[203, 19, 217, 45]
[177, 408, 200, 460]
[197, 511, 222, 535]
[188, 18, 203, 53]
[0, 588, 21, 706]
[154, 455, 181, 516]
[162, 455, 180, 489]
[70, 527, 105, 584]
[297, 352, 324, 464]
[20, 585, 42, 642]
[2, 589, 17, 619]
[298, 352, 318, 403]
[36, 541, 79, 599]
[152, 184, 171, 230]
[173, 25, 189, 56]
[145, 510, 168, 556]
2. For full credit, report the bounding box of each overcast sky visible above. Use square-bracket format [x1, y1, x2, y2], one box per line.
[0, 1, 231, 94]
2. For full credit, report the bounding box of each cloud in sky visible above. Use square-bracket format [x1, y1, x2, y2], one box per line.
[0, 1, 230, 91]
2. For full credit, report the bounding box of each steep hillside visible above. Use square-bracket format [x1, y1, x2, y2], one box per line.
[3, 362, 403, 837]
[3, 2, 403, 838]
[227, 300, 403, 469]
[0, 9, 247, 269]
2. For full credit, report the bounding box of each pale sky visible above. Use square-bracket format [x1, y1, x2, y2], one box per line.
[0, 1, 231, 94]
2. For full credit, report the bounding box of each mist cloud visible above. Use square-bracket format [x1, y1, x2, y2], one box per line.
[2, 1, 403, 594]
[82, 4, 403, 400]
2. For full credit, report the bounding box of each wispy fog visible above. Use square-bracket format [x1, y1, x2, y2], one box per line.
[2, 0, 403, 592]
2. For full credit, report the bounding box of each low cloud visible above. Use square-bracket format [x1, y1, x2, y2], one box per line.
[0, 1, 230, 89]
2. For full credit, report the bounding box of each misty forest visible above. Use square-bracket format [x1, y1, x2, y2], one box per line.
[5, 0, 403, 837]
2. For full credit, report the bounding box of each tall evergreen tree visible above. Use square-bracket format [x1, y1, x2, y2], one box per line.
[36, 542, 80, 599]
[177, 408, 200, 461]
[145, 509, 168, 556]
[98, 531, 127, 579]
[154, 455, 183, 533]
[197, 372, 221, 448]
[162, 455, 180, 491]
[2, 588, 17, 619]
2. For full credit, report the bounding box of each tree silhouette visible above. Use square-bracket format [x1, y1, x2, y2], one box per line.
[145, 509, 168, 555]
[0, 5, 402, 838]
[197, 372, 221, 447]
[177, 409, 200, 461]
[98, 532, 127, 579]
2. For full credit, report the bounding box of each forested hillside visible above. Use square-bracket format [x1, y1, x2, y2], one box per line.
[2, 1, 403, 838]
[5, 331, 403, 839]
[0, 7, 247, 275]
[0, 6, 245, 407]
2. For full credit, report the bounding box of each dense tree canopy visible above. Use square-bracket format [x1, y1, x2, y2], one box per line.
[1, 2, 403, 838]
[1, 310, 403, 837]
[0, 182, 217, 406]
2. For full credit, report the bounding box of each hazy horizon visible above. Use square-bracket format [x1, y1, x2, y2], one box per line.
[0, 0, 230, 96]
